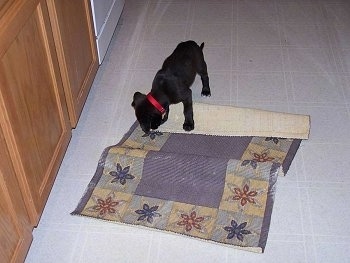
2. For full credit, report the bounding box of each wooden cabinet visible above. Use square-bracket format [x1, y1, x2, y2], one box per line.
[0, 1, 9, 15]
[0, 129, 32, 263]
[47, 0, 98, 127]
[0, 0, 72, 225]
[0, 0, 98, 261]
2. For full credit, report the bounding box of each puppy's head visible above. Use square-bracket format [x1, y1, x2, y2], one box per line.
[131, 92, 164, 134]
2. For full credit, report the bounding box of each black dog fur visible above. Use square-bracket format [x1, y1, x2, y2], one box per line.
[131, 40, 211, 133]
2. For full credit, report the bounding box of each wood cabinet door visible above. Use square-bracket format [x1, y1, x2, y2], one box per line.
[0, 0, 71, 225]
[0, 129, 32, 263]
[47, 0, 98, 127]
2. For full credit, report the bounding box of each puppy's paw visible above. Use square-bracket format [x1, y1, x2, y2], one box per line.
[201, 87, 211, 97]
[183, 122, 194, 131]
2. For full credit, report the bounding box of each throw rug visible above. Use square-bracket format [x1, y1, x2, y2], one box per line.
[72, 122, 301, 253]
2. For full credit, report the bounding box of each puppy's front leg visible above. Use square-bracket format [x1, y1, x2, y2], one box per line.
[161, 107, 169, 124]
[200, 74, 211, 97]
[182, 91, 194, 131]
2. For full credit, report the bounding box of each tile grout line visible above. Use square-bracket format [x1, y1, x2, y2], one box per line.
[277, 1, 310, 261]
[233, 0, 238, 106]
[277, 3, 308, 261]
[275, 0, 292, 113]
[298, 146, 313, 262]
[322, 11, 350, 107]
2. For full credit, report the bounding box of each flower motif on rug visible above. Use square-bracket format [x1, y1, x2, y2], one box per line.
[242, 149, 275, 169]
[109, 163, 135, 185]
[225, 182, 264, 209]
[241, 159, 258, 169]
[265, 137, 286, 145]
[142, 130, 163, 140]
[224, 219, 251, 241]
[230, 184, 258, 207]
[173, 208, 213, 236]
[166, 204, 216, 239]
[177, 211, 205, 232]
[85, 192, 126, 219]
[135, 203, 161, 224]
[252, 151, 274, 163]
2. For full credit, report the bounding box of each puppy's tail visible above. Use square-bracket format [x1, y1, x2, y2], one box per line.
[200, 42, 205, 50]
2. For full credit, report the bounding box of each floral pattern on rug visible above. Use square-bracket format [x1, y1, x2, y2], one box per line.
[73, 123, 301, 253]
[224, 220, 252, 241]
[109, 163, 135, 185]
[82, 190, 131, 221]
[166, 203, 217, 239]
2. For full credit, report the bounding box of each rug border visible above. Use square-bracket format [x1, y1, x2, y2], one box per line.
[72, 210, 264, 253]
[282, 139, 302, 175]
[258, 162, 280, 252]
[71, 122, 139, 215]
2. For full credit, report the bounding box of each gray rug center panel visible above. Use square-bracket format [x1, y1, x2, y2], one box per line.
[135, 151, 228, 208]
[161, 133, 253, 160]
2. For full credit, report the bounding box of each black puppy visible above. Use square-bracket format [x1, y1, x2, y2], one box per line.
[132, 40, 211, 133]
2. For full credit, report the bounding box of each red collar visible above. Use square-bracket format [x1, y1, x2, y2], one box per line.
[146, 93, 166, 117]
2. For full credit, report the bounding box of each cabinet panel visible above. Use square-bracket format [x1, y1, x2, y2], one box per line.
[47, 0, 98, 127]
[0, 129, 32, 263]
[0, 0, 71, 224]
[0, 0, 9, 13]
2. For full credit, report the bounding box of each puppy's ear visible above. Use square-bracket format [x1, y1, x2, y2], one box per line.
[131, 92, 146, 108]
